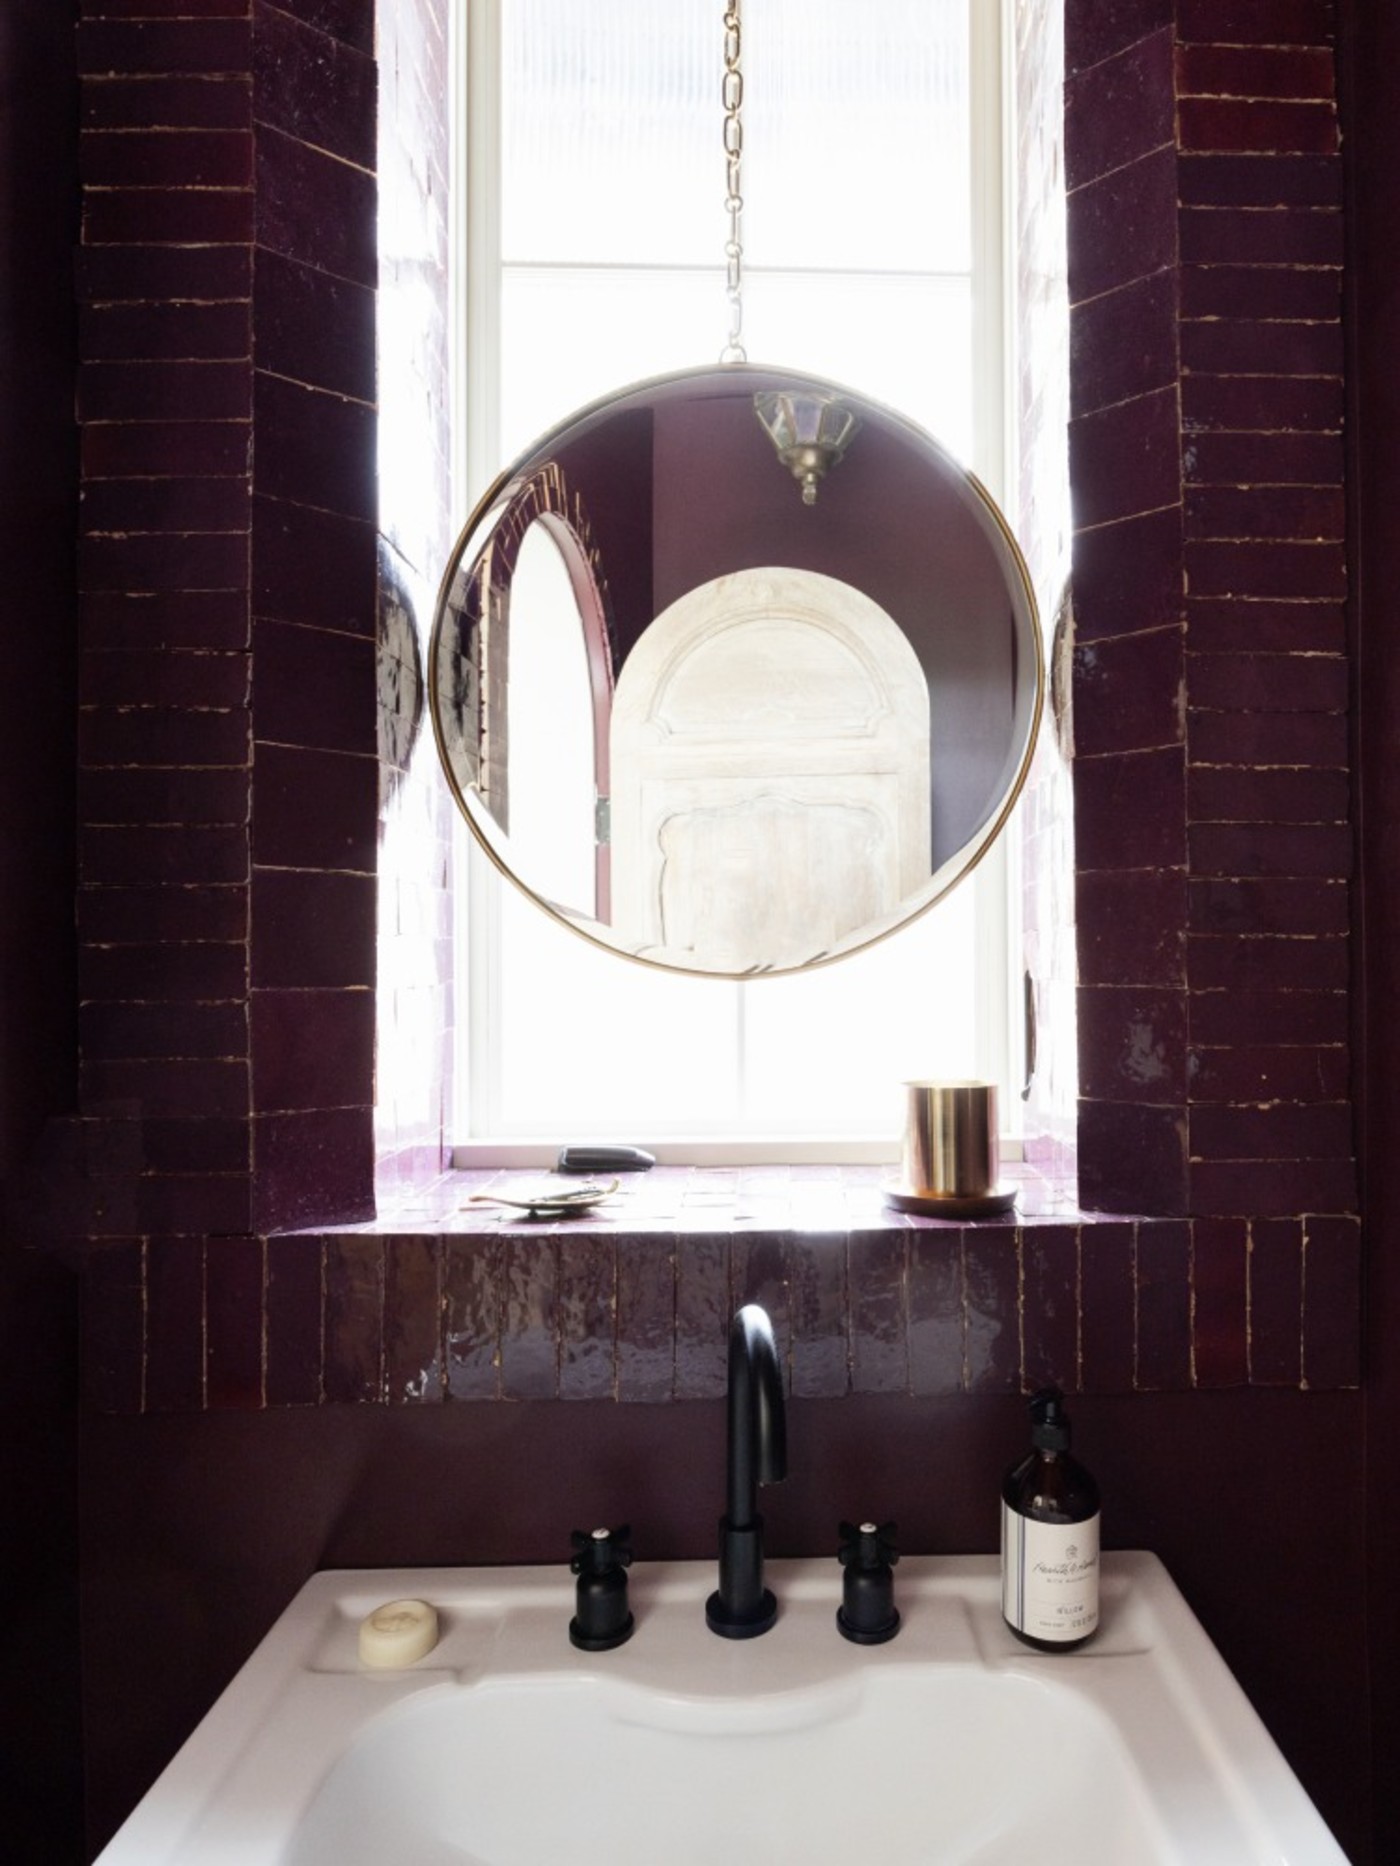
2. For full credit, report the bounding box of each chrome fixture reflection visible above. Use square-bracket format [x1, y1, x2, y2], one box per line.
[753, 388, 860, 505]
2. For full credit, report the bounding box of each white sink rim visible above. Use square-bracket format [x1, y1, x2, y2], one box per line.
[93, 1551, 1349, 1866]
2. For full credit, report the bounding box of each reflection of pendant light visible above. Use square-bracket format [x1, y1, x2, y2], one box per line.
[718, 1, 857, 504]
[753, 388, 860, 505]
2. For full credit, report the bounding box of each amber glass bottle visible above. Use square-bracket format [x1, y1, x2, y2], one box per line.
[1000, 1387, 1100, 1650]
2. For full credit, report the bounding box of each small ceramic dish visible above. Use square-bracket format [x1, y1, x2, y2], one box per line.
[466, 1177, 620, 1220]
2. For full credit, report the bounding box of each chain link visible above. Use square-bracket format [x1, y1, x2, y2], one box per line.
[721, 1, 746, 363]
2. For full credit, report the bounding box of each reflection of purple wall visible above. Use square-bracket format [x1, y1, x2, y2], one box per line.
[553, 407, 655, 671]
[518, 372, 1029, 870]
[642, 375, 1022, 867]
[0, 2, 82, 1854]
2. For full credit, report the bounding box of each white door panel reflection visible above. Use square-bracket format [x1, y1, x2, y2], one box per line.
[612, 568, 930, 971]
[505, 523, 600, 916]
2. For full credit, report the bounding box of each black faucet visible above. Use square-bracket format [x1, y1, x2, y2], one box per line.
[705, 1303, 788, 1638]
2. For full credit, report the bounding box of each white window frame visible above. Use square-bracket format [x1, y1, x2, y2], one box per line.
[447, 0, 1023, 1167]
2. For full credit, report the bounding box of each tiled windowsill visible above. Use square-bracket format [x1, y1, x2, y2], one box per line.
[85, 1172, 1359, 1417]
[247, 1165, 1208, 1411]
[334, 1161, 1098, 1238]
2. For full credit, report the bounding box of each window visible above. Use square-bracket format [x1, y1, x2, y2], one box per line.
[451, 0, 1018, 1160]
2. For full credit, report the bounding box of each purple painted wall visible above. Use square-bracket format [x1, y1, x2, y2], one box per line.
[0, 0, 84, 1857]
[0, 0, 1394, 1860]
[79, 1390, 1369, 1855]
[1342, 0, 1400, 1853]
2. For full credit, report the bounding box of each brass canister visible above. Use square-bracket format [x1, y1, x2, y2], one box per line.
[900, 1080, 999, 1199]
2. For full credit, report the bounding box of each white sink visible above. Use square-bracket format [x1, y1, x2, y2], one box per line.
[95, 1553, 1347, 1865]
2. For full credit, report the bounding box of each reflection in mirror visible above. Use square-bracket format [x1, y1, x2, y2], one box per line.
[430, 363, 1041, 978]
[506, 524, 600, 915]
[611, 568, 931, 970]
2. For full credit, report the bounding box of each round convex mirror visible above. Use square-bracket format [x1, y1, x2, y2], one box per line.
[429, 363, 1042, 978]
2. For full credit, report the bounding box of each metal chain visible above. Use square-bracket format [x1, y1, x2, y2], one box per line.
[720, 0, 746, 363]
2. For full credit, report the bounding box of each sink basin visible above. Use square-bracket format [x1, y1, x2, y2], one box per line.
[95, 1553, 1347, 1865]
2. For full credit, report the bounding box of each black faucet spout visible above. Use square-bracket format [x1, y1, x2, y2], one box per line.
[706, 1303, 787, 1638]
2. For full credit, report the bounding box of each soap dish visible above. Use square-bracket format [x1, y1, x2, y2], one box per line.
[465, 1177, 620, 1220]
[358, 1598, 439, 1669]
[882, 1182, 1018, 1220]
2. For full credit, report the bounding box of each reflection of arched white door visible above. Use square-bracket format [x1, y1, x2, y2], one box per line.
[610, 567, 932, 971]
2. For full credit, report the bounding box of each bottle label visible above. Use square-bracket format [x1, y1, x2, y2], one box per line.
[1001, 1504, 1100, 1642]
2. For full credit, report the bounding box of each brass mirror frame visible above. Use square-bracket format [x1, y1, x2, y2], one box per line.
[429, 363, 1044, 981]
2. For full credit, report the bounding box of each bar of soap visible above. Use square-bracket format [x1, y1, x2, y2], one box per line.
[358, 1598, 439, 1669]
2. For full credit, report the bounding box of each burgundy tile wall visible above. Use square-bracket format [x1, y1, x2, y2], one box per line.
[71, 0, 1363, 1417]
[249, 0, 379, 1230]
[76, 1168, 1361, 1412]
[74, 0, 379, 1240]
[76, 1, 256, 1247]
[1065, 13, 1189, 1218]
[1064, 0, 1358, 1330]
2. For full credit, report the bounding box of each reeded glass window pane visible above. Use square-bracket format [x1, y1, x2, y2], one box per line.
[502, 0, 715, 266]
[741, 887, 980, 1134]
[500, 271, 971, 466]
[489, 883, 981, 1139]
[501, 0, 970, 273]
[739, 272, 972, 459]
[742, 0, 970, 272]
[494, 886, 740, 1132]
[499, 268, 720, 459]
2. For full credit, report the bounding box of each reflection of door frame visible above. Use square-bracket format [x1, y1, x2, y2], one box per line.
[469, 462, 616, 917]
[532, 512, 614, 918]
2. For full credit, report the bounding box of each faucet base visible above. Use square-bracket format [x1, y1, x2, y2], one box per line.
[706, 1516, 779, 1639]
[569, 1611, 635, 1652]
[836, 1604, 901, 1645]
[705, 1586, 777, 1639]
